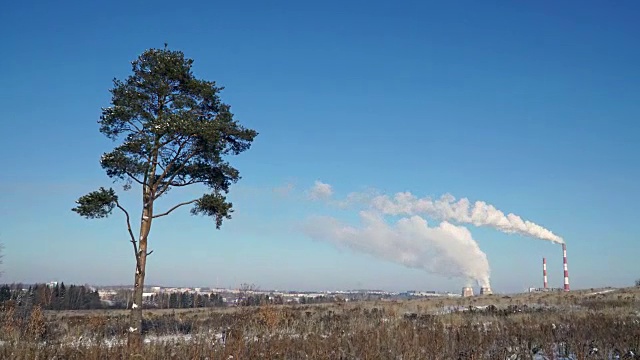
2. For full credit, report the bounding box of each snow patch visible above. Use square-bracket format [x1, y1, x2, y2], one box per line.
[587, 289, 615, 296]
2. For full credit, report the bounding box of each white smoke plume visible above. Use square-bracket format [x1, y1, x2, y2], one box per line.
[303, 211, 491, 288]
[301, 182, 563, 289]
[370, 192, 564, 244]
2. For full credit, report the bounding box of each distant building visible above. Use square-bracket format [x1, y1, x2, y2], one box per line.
[479, 287, 493, 295]
[529, 287, 563, 293]
[98, 290, 117, 299]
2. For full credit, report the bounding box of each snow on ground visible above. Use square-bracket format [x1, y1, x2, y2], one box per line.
[587, 289, 616, 296]
[2, 335, 636, 359]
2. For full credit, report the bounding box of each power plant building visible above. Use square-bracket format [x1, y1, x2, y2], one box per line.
[479, 287, 492, 295]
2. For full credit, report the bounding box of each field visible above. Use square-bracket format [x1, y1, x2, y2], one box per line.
[1, 286, 639, 359]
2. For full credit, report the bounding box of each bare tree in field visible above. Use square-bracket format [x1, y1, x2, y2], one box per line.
[72, 46, 257, 349]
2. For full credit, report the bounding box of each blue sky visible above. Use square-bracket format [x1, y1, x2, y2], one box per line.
[0, 1, 638, 293]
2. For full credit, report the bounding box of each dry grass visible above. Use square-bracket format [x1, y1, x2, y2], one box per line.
[1, 287, 639, 359]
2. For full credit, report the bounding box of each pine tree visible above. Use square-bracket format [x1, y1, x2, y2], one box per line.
[72, 46, 257, 348]
[0, 285, 10, 302]
[59, 282, 67, 309]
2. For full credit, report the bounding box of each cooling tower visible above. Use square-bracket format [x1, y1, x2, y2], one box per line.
[462, 287, 474, 297]
[479, 287, 492, 295]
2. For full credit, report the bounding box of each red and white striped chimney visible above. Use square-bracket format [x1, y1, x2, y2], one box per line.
[543, 257, 548, 289]
[562, 243, 570, 291]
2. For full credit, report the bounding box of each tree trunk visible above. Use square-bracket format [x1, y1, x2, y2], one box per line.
[128, 197, 153, 350]
[128, 251, 146, 349]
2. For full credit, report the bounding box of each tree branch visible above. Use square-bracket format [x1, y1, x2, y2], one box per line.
[152, 199, 198, 218]
[125, 119, 144, 134]
[124, 170, 145, 186]
[154, 136, 191, 186]
[167, 179, 204, 187]
[114, 200, 141, 272]
[114, 200, 136, 245]
[154, 149, 199, 199]
[158, 132, 185, 149]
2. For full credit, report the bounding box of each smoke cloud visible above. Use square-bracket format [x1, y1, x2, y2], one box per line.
[300, 182, 564, 288]
[303, 211, 491, 288]
[370, 192, 564, 244]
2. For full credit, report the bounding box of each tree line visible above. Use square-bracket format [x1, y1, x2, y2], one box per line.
[0, 283, 230, 311]
[144, 292, 224, 309]
[0, 283, 102, 310]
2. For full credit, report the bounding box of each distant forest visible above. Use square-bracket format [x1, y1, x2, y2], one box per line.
[144, 292, 225, 309]
[0, 283, 226, 310]
[0, 283, 102, 310]
[0, 283, 358, 311]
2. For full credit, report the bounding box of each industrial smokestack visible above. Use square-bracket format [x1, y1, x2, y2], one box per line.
[562, 244, 570, 291]
[543, 257, 548, 289]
